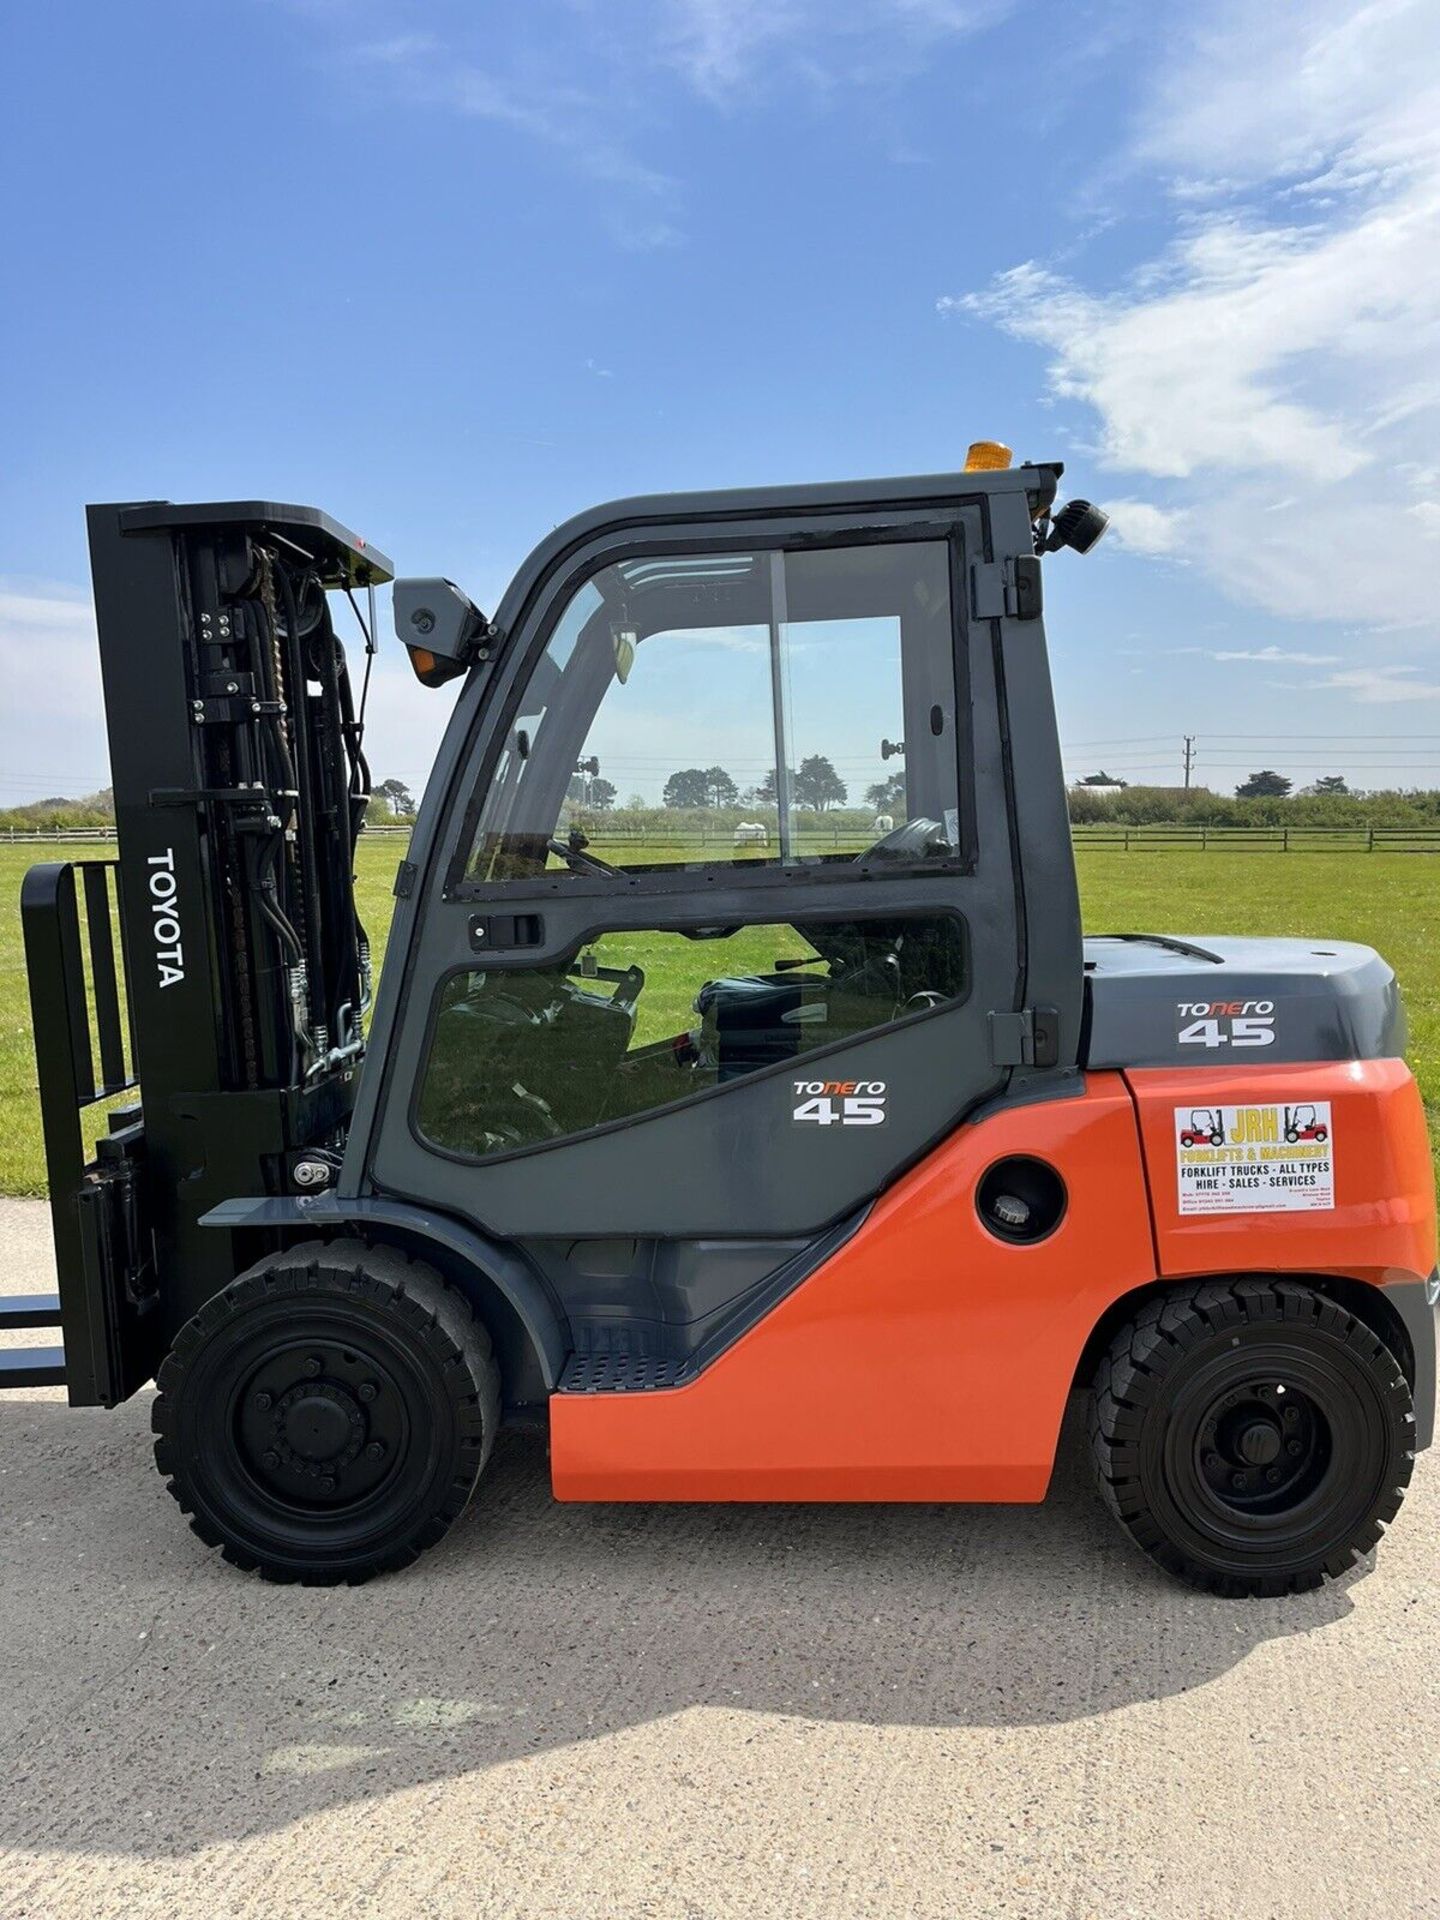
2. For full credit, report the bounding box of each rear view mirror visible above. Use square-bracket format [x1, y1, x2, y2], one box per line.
[393, 577, 489, 687]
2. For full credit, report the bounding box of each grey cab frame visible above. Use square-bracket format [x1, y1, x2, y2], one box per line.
[345, 467, 1083, 1243]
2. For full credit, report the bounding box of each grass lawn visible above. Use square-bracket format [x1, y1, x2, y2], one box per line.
[2, 840, 1436, 1196]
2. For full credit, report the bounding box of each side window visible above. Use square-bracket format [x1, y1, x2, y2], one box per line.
[416, 915, 967, 1160]
[465, 539, 960, 882]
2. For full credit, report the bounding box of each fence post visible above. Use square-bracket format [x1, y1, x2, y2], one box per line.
[1283, 827, 1289, 852]
[1368, 827, 1375, 852]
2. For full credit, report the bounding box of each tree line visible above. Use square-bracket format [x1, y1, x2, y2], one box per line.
[1078, 770, 1354, 799]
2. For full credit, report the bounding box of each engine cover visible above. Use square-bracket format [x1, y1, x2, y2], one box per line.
[1082, 934, 1406, 1069]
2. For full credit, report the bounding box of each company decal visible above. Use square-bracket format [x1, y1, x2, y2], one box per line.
[1176, 999, 1276, 1049]
[147, 848, 186, 989]
[792, 1078, 887, 1127]
[1174, 1102, 1334, 1214]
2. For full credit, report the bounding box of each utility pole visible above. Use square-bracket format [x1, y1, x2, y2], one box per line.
[1182, 735, 1196, 790]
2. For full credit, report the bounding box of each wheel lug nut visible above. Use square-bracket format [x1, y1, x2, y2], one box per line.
[1287, 1439, 1303, 1456]
[358, 1381, 378, 1403]
[303, 1356, 323, 1378]
[1266, 1468, 1281, 1484]
[253, 1391, 272, 1411]
[262, 1450, 280, 1469]
[1231, 1472, 1246, 1489]
[320, 1475, 336, 1494]
[1205, 1452, 1221, 1468]
[365, 1440, 385, 1460]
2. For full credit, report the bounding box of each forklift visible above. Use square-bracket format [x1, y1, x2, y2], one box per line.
[9, 446, 1436, 1596]
[1179, 1108, 1226, 1148]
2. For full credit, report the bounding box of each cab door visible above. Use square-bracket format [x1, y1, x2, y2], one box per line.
[367, 497, 1026, 1240]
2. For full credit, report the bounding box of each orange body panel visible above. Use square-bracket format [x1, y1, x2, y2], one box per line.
[1126, 1059, 1436, 1288]
[550, 1073, 1158, 1503]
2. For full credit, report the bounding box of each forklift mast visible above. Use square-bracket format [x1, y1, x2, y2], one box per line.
[20, 503, 392, 1402]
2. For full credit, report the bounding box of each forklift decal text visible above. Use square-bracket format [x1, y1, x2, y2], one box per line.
[1173, 1102, 1334, 1214]
[147, 848, 186, 989]
[792, 1079, 887, 1127]
[1175, 999, 1275, 1050]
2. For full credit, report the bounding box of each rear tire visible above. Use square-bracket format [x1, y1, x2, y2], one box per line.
[1090, 1279, 1414, 1597]
[152, 1239, 501, 1583]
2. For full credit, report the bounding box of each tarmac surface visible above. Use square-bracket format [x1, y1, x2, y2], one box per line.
[0, 1194, 1437, 1919]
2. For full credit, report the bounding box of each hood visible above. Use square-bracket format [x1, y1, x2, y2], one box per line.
[1081, 933, 1406, 1070]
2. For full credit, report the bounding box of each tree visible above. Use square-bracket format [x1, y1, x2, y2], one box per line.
[663, 768, 712, 808]
[755, 766, 795, 804]
[1235, 770, 1292, 798]
[374, 777, 416, 817]
[793, 754, 847, 810]
[703, 765, 738, 808]
[588, 777, 617, 810]
[1078, 770, 1128, 788]
[864, 773, 905, 812]
[1309, 774, 1349, 796]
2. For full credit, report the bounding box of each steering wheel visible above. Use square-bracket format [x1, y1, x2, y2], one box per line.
[855, 817, 950, 864]
[548, 837, 622, 879]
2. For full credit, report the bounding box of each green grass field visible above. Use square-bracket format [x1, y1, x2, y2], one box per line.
[2, 841, 1435, 1196]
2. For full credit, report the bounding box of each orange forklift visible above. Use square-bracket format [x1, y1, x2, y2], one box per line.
[13, 445, 1435, 1595]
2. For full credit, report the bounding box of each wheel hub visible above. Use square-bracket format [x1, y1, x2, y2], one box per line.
[234, 1344, 402, 1507]
[273, 1382, 364, 1469]
[1195, 1377, 1330, 1517]
[1236, 1420, 1281, 1467]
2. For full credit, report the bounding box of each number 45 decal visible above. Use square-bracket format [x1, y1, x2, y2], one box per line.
[1176, 1001, 1276, 1049]
[793, 1079, 888, 1125]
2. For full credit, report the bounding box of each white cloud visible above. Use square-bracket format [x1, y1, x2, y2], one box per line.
[1101, 499, 1187, 555]
[953, 0, 1440, 640]
[1316, 665, 1440, 702]
[0, 583, 109, 800]
[659, 0, 1010, 100]
[337, 1, 1016, 247]
[1211, 646, 1343, 665]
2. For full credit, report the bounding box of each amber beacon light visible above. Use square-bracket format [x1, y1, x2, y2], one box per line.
[964, 440, 1013, 471]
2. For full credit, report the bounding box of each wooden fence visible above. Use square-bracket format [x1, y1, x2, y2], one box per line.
[7, 823, 1439, 852]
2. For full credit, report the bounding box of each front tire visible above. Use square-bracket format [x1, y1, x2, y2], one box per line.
[152, 1239, 501, 1583]
[1091, 1279, 1414, 1596]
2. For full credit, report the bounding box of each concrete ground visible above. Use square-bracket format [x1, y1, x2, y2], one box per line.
[0, 1196, 1436, 1919]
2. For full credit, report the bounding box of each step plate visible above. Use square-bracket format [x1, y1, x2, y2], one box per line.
[559, 1352, 684, 1394]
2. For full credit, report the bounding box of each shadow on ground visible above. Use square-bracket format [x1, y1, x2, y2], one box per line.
[0, 1391, 1366, 1859]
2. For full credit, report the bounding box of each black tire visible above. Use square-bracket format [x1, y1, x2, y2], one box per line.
[1090, 1278, 1414, 1597]
[152, 1239, 501, 1584]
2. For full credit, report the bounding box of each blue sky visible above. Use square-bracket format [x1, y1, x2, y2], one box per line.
[3, 0, 1438, 802]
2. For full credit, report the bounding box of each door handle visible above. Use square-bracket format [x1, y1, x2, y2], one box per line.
[469, 913, 544, 953]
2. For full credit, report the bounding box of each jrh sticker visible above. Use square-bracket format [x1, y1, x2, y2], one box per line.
[1173, 1102, 1334, 1215]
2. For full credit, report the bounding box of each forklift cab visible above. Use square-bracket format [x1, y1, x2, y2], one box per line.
[353, 466, 1081, 1262]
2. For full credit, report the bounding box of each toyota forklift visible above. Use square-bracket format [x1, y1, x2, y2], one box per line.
[10, 446, 1436, 1596]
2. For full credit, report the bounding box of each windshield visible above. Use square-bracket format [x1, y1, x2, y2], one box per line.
[464, 539, 961, 883]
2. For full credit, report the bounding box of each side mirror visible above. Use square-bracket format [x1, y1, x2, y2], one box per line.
[392, 577, 489, 687]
